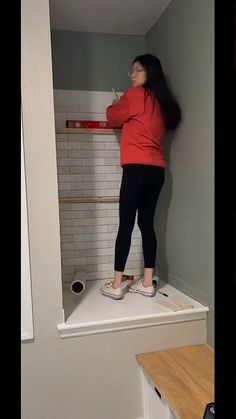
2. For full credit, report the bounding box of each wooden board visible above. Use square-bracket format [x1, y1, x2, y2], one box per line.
[136, 344, 214, 419]
[59, 196, 119, 204]
[56, 128, 121, 134]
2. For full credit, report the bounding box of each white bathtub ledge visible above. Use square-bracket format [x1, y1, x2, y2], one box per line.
[57, 307, 208, 338]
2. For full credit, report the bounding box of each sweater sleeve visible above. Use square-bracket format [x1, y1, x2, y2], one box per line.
[106, 87, 145, 128]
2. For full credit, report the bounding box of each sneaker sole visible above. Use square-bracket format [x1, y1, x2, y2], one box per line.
[128, 288, 155, 297]
[101, 290, 124, 300]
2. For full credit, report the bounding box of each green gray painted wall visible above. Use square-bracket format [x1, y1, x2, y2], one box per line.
[51, 30, 146, 91]
[146, 0, 214, 346]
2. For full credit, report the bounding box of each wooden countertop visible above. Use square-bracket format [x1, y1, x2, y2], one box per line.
[136, 344, 214, 419]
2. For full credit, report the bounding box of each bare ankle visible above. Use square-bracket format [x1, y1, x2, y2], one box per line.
[142, 280, 152, 287]
[142, 268, 154, 287]
[112, 281, 121, 290]
[113, 271, 123, 289]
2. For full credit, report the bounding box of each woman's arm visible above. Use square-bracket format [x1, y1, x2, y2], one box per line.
[106, 87, 145, 128]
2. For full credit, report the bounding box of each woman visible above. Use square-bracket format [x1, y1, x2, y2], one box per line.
[101, 54, 181, 300]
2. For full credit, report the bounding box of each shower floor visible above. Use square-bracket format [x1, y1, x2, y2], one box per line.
[58, 279, 208, 338]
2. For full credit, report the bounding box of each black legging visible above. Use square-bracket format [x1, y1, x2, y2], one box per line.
[114, 164, 165, 272]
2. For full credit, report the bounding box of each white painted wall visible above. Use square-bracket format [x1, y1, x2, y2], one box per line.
[21, 114, 34, 341]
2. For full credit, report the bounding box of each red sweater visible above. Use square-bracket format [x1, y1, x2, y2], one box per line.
[106, 86, 166, 168]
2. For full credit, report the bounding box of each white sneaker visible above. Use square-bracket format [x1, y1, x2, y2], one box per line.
[128, 279, 155, 297]
[101, 281, 124, 300]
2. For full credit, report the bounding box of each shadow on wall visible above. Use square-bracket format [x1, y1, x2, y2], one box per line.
[154, 130, 176, 282]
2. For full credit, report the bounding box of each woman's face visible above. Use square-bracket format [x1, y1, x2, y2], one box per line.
[129, 61, 147, 87]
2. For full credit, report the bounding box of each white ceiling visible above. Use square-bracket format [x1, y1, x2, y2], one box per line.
[49, 0, 172, 35]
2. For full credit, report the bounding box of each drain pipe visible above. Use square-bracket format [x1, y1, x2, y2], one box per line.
[70, 270, 87, 295]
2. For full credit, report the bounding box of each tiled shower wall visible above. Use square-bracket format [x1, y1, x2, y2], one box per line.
[54, 90, 143, 285]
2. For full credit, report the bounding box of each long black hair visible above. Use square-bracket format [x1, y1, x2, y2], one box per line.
[133, 54, 181, 131]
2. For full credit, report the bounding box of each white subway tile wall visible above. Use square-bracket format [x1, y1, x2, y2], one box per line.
[54, 90, 143, 284]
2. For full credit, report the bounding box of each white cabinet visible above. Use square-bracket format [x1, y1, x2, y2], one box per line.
[140, 367, 177, 419]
